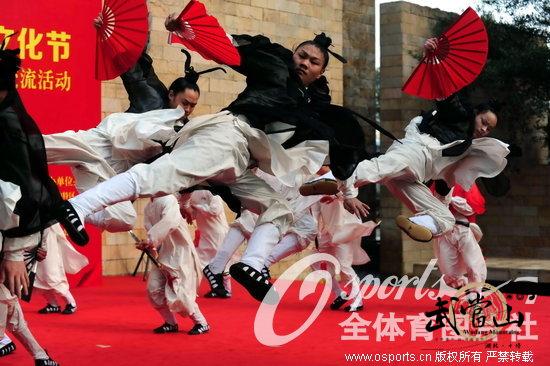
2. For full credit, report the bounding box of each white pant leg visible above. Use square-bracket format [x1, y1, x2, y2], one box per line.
[240, 223, 281, 272]
[0, 287, 47, 359]
[434, 228, 468, 288]
[209, 227, 246, 274]
[228, 169, 293, 233]
[333, 244, 362, 306]
[146, 267, 177, 325]
[70, 121, 257, 220]
[384, 179, 455, 235]
[264, 233, 302, 268]
[457, 227, 487, 284]
[87, 203, 137, 232]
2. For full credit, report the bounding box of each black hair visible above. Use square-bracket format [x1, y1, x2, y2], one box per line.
[295, 33, 347, 68]
[474, 99, 501, 116]
[0, 48, 21, 91]
[168, 77, 200, 96]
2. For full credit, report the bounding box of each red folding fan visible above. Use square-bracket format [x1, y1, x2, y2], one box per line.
[402, 7, 488, 100]
[168, 0, 241, 66]
[95, 0, 149, 80]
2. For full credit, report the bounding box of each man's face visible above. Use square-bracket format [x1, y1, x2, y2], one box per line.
[292, 44, 326, 87]
[169, 88, 200, 117]
[473, 110, 497, 138]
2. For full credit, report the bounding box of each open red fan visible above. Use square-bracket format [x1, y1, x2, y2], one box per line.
[402, 7, 488, 100]
[95, 0, 149, 80]
[168, 0, 241, 66]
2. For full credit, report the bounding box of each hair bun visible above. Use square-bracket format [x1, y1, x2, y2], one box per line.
[313, 33, 332, 49]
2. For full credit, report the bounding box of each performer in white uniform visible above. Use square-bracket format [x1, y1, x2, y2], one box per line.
[0, 180, 59, 365]
[178, 190, 229, 269]
[349, 38, 508, 242]
[203, 168, 326, 298]
[140, 195, 209, 335]
[34, 223, 89, 315]
[44, 104, 189, 232]
[0, 179, 20, 358]
[432, 182, 486, 288]
[310, 194, 376, 312]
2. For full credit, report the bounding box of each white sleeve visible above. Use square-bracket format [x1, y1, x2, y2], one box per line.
[146, 196, 184, 246]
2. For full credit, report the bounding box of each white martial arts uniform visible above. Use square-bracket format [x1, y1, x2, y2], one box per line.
[310, 193, 377, 309]
[0, 181, 51, 361]
[34, 223, 89, 309]
[208, 168, 323, 276]
[178, 191, 229, 268]
[433, 192, 486, 288]
[353, 116, 509, 235]
[70, 111, 329, 271]
[143, 195, 206, 327]
[44, 107, 186, 232]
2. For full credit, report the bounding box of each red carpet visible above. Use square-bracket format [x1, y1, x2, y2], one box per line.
[8, 276, 550, 365]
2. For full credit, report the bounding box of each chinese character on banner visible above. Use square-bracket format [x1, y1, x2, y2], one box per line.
[55, 71, 71, 91]
[0, 25, 15, 43]
[46, 31, 70, 62]
[19, 68, 38, 90]
[18, 27, 43, 60]
[38, 69, 54, 90]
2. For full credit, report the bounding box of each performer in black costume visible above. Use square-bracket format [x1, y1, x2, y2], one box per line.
[0, 38, 83, 366]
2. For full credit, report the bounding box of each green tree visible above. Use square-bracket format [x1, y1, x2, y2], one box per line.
[434, 1, 550, 154]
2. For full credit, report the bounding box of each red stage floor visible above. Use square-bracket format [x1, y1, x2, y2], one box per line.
[8, 276, 550, 365]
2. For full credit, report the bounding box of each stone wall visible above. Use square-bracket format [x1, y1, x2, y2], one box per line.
[479, 165, 550, 260]
[101, 0, 349, 275]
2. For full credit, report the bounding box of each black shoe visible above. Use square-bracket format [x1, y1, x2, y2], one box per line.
[153, 322, 178, 334]
[202, 265, 231, 298]
[261, 266, 271, 280]
[329, 295, 348, 310]
[35, 357, 59, 366]
[344, 304, 364, 312]
[38, 304, 61, 314]
[54, 201, 89, 246]
[61, 304, 76, 315]
[0, 342, 15, 357]
[204, 290, 231, 298]
[229, 262, 279, 304]
[188, 323, 210, 335]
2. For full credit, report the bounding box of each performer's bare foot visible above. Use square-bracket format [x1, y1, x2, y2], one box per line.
[299, 178, 339, 196]
[395, 215, 433, 242]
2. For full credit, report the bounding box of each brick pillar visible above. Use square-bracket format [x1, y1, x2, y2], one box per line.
[379, 1, 452, 275]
